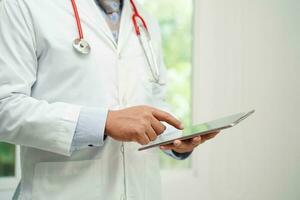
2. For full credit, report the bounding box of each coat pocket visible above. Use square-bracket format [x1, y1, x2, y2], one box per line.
[32, 159, 103, 200]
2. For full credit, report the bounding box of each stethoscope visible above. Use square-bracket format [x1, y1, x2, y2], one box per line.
[70, 0, 160, 83]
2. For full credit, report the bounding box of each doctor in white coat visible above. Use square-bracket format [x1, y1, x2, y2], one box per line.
[0, 0, 219, 199]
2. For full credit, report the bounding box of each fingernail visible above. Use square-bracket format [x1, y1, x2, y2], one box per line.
[174, 140, 181, 146]
[160, 146, 165, 150]
[179, 123, 184, 129]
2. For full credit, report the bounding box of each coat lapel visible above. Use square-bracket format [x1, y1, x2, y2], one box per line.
[72, 0, 136, 53]
[76, 0, 117, 50]
[117, 0, 134, 53]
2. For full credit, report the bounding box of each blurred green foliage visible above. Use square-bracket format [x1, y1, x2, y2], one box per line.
[141, 0, 193, 169]
[0, 143, 15, 177]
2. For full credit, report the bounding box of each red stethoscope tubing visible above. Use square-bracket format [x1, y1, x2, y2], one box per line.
[70, 0, 84, 39]
[70, 0, 147, 40]
[130, 0, 148, 36]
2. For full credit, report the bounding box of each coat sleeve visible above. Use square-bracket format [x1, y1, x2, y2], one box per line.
[0, 0, 81, 156]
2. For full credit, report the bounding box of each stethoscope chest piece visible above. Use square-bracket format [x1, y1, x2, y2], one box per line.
[73, 38, 91, 55]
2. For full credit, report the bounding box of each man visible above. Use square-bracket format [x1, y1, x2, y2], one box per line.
[0, 0, 218, 199]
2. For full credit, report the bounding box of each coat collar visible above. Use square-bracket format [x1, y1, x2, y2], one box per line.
[75, 0, 135, 53]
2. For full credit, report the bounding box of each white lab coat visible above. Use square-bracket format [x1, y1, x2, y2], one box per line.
[0, 0, 179, 199]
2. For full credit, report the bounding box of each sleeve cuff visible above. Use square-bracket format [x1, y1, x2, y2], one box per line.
[71, 107, 108, 152]
[163, 149, 192, 160]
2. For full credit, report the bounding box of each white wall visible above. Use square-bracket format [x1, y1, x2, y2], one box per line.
[190, 0, 300, 200]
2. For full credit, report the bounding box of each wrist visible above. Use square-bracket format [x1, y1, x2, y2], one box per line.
[104, 110, 116, 136]
[171, 149, 193, 158]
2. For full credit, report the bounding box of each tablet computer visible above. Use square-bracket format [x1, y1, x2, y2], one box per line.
[138, 110, 255, 151]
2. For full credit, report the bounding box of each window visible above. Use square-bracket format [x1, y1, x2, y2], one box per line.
[0, 143, 15, 177]
[0, 144, 20, 192]
[141, 0, 193, 169]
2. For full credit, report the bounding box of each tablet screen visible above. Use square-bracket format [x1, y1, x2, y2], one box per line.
[138, 110, 255, 151]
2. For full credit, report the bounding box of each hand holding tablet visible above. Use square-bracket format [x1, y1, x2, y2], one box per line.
[138, 110, 255, 151]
